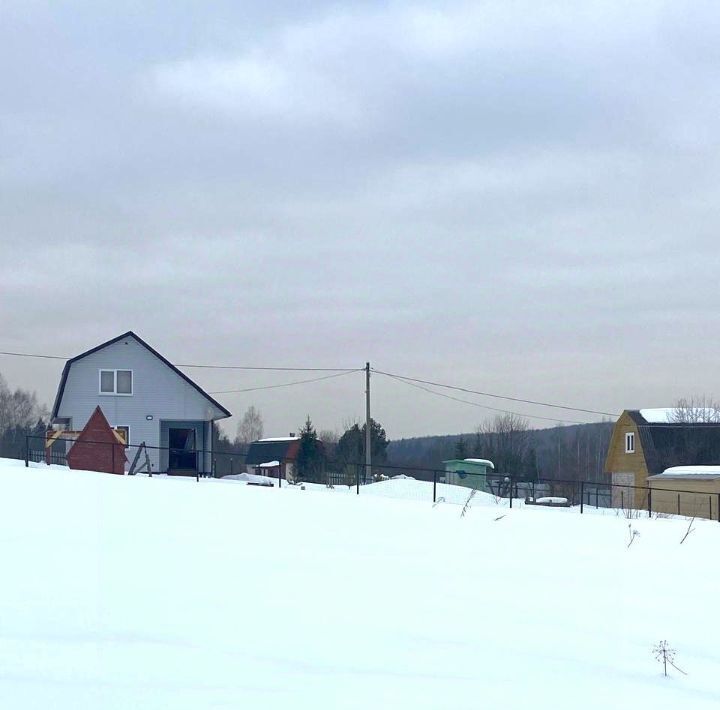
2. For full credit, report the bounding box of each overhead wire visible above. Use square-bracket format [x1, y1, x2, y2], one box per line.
[0, 350, 66, 361]
[0, 348, 617, 420]
[0, 349, 358, 372]
[178, 363, 358, 372]
[376, 371, 592, 425]
[208, 369, 362, 395]
[372, 368, 617, 418]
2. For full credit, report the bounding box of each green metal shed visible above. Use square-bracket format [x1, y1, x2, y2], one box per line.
[443, 458, 495, 492]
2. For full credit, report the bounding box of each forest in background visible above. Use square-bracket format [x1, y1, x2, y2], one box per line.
[386, 418, 614, 482]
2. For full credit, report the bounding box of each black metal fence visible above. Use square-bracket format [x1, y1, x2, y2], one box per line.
[27, 434, 228, 480]
[22, 434, 720, 521]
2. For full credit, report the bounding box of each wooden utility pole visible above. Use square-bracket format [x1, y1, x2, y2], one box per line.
[365, 362, 372, 484]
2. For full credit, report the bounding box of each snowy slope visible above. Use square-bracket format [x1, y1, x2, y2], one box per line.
[0, 458, 718, 709]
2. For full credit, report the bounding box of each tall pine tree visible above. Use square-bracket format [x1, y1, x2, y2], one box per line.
[295, 416, 326, 483]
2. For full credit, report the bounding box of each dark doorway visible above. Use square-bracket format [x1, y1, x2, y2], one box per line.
[169, 427, 197, 473]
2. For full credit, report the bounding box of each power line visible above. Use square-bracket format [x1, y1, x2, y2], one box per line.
[0, 347, 617, 418]
[0, 349, 357, 373]
[0, 350, 66, 361]
[378, 371, 591, 425]
[372, 368, 617, 417]
[208, 369, 362, 395]
[178, 363, 357, 372]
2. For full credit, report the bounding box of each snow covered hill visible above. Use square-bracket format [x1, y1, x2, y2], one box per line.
[1, 458, 718, 709]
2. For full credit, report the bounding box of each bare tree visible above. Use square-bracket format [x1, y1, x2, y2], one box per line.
[318, 429, 339, 446]
[476, 413, 532, 495]
[0, 373, 45, 433]
[235, 405, 264, 446]
[667, 396, 720, 423]
[478, 413, 531, 473]
[0, 373, 48, 461]
[664, 396, 720, 468]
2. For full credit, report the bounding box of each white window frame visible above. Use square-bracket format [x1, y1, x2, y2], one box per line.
[114, 425, 130, 447]
[99, 369, 133, 396]
[625, 431, 635, 454]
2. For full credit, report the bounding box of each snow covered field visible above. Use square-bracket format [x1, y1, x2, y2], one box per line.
[1, 458, 719, 709]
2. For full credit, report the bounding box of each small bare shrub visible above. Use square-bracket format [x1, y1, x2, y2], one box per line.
[627, 524, 640, 548]
[460, 489, 477, 518]
[653, 640, 686, 677]
[680, 518, 696, 545]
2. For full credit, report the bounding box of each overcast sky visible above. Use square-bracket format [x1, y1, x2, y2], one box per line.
[2, 0, 720, 439]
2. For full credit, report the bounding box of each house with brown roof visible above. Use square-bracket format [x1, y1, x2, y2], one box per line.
[244, 436, 300, 481]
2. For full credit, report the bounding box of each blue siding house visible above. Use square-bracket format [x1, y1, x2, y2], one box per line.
[51, 332, 231, 475]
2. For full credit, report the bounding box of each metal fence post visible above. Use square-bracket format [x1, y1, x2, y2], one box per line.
[24, 435, 29, 468]
[509, 478, 513, 509]
[433, 470, 437, 503]
[717, 493, 720, 522]
[356, 464, 360, 495]
[677, 493, 680, 516]
[580, 481, 584, 514]
[647, 489, 652, 517]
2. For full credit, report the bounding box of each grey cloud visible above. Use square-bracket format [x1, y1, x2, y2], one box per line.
[2, 0, 720, 437]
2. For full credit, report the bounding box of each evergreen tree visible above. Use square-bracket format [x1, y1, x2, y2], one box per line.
[454, 437, 467, 459]
[335, 418, 389, 481]
[295, 416, 325, 483]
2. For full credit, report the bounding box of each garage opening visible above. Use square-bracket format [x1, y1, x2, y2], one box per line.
[168, 427, 197, 475]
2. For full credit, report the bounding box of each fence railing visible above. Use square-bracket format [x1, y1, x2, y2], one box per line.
[22, 434, 720, 521]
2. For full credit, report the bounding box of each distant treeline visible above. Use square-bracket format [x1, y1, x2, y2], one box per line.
[0, 373, 48, 460]
[387, 418, 614, 482]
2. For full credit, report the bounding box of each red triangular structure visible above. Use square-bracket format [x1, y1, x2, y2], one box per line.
[67, 406, 127, 475]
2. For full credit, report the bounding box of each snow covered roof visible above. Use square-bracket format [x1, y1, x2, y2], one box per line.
[258, 437, 298, 442]
[638, 409, 675, 423]
[649, 466, 720, 480]
[463, 458, 495, 468]
[258, 460, 280, 468]
[639, 408, 720, 423]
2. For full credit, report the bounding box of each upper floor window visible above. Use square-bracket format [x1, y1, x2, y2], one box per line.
[625, 431, 635, 454]
[100, 369, 133, 395]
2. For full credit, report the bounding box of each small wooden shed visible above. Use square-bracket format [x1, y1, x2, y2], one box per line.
[66, 406, 127, 474]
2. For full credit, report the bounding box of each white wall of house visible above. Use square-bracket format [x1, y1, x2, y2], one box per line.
[55, 335, 227, 472]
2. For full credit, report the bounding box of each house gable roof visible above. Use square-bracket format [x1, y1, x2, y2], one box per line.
[623, 409, 720, 474]
[51, 331, 231, 420]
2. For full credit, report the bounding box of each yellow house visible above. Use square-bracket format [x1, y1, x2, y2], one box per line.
[605, 409, 720, 518]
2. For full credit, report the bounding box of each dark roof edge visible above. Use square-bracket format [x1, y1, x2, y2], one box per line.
[624, 409, 720, 429]
[51, 331, 231, 420]
[625, 410, 648, 426]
